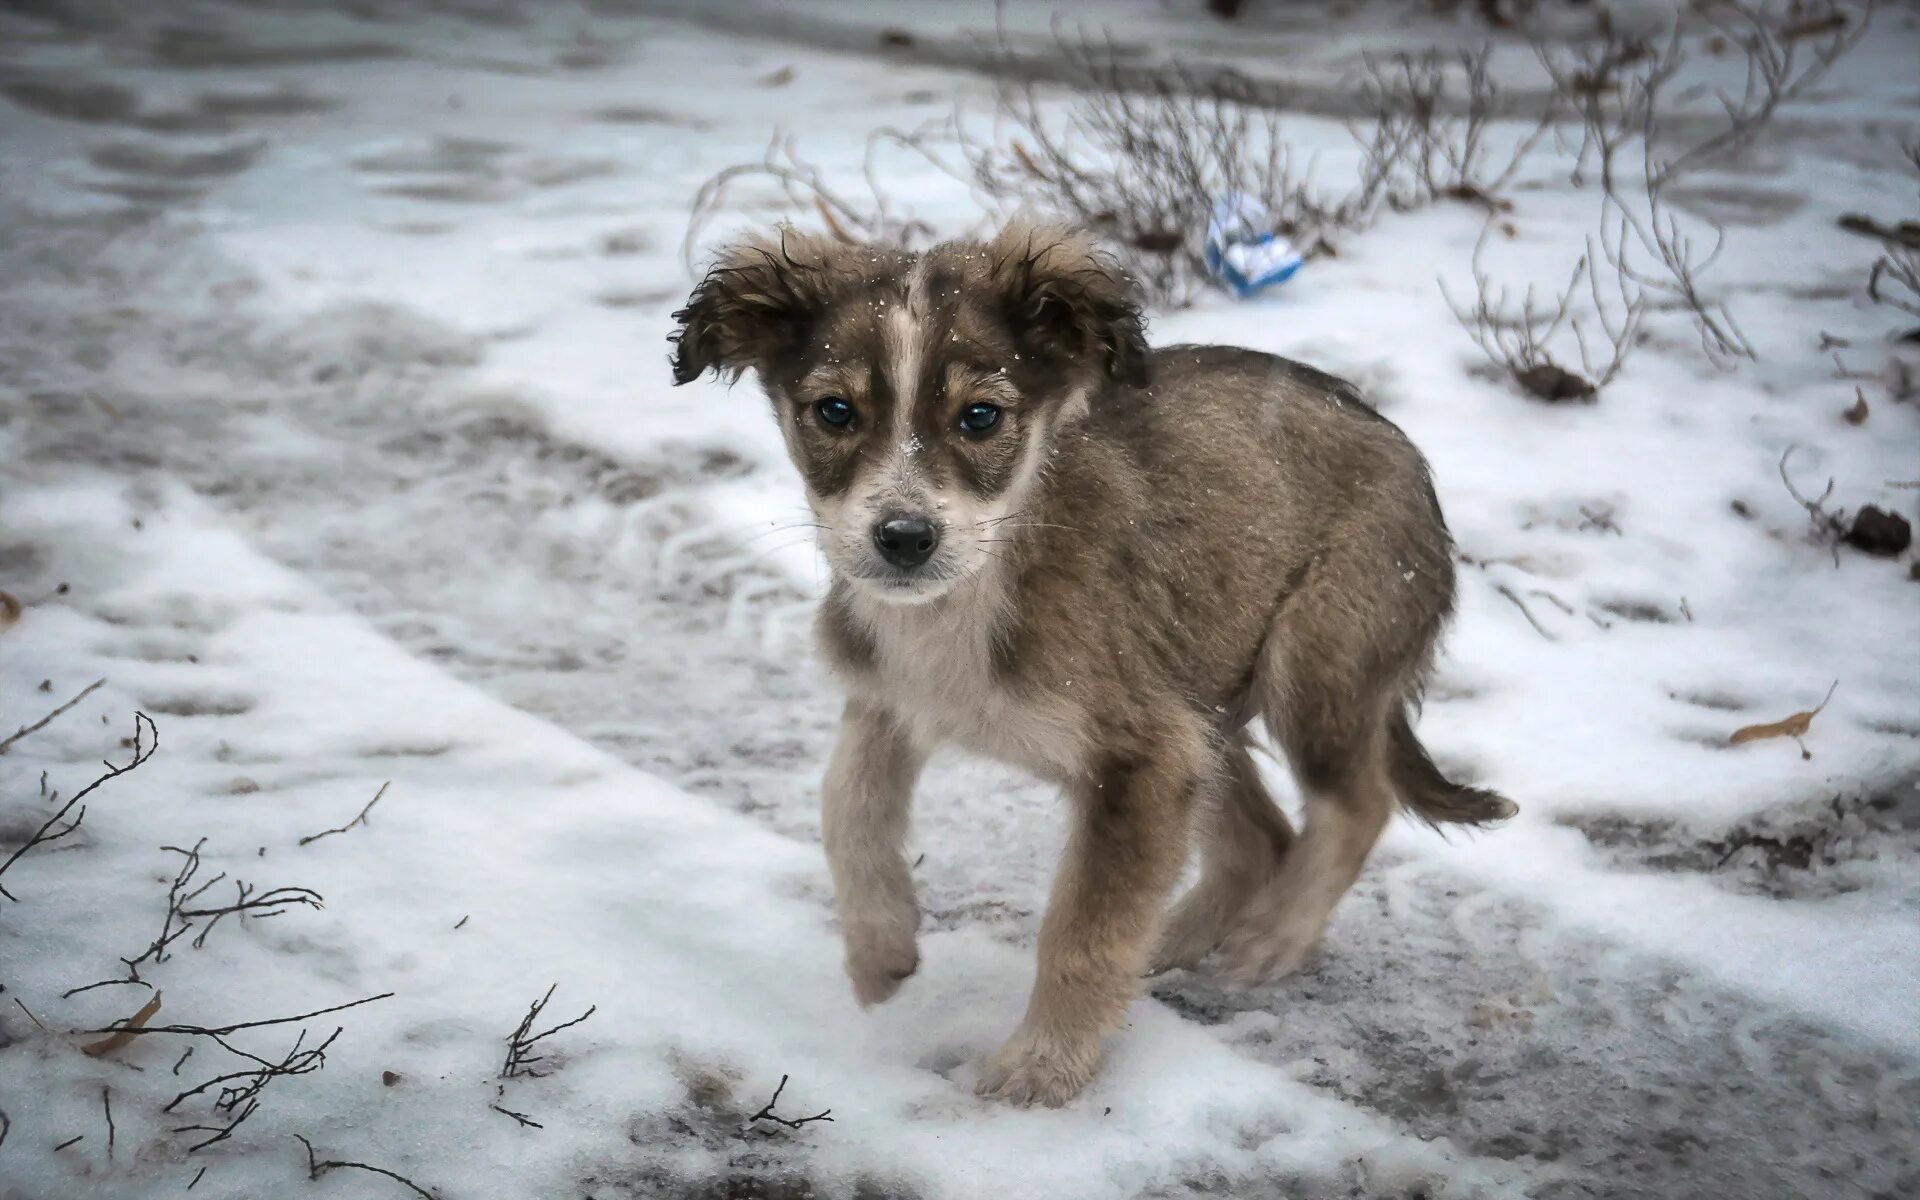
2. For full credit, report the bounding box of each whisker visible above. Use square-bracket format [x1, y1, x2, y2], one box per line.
[739, 522, 829, 544]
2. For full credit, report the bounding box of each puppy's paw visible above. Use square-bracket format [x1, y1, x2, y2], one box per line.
[974, 1028, 1099, 1108]
[1217, 916, 1318, 986]
[843, 920, 919, 1007]
[1148, 887, 1239, 976]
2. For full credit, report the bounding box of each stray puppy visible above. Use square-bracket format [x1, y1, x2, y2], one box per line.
[670, 223, 1513, 1107]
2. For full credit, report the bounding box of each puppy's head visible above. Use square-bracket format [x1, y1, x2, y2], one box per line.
[671, 223, 1148, 604]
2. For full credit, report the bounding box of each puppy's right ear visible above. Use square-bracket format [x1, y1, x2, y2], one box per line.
[670, 229, 834, 385]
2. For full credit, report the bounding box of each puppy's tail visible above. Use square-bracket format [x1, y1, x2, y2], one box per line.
[1387, 707, 1516, 828]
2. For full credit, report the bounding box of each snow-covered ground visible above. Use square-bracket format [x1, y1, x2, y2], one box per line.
[2, 2, 1916, 1198]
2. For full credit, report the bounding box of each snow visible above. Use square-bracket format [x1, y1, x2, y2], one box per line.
[2, 2, 1917, 1199]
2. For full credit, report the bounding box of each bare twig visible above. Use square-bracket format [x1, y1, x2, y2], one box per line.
[13, 998, 47, 1032]
[489, 1101, 543, 1129]
[0, 677, 105, 755]
[82, 992, 394, 1039]
[1532, 1, 1871, 369]
[499, 985, 596, 1081]
[102, 1087, 115, 1161]
[684, 124, 952, 274]
[298, 782, 389, 846]
[685, 24, 1564, 306]
[1494, 584, 1560, 641]
[1778, 444, 1849, 562]
[1869, 245, 1920, 318]
[0, 712, 157, 901]
[1443, 213, 1647, 400]
[492, 984, 596, 1131]
[295, 1135, 441, 1200]
[1350, 47, 1554, 212]
[65, 840, 325, 997]
[169, 1028, 343, 1152]
[743, 1074, 834, 1134]
[62, 977, 154, 1000]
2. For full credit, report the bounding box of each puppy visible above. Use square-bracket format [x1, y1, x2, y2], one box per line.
[670, 223, 1513, 1107]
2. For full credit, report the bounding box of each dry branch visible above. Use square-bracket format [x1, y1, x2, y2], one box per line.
[82, 992, 394, 1039]
[1351, 47, 1553, 211]
[1869, 245, 1920, 318]
[169, 1027, 344, 1152]
[69, 839, 323, 996]
[296, 1135, 441, 1200]
[0, 677, 105, 756]
[743, 1074, 834, 1134]
[1531, 1, 1871, 369]
[1442, 211, 1647, 400]
[491, 984, 596, 1130]
[0, 711, 156, 901]
[499, 984, 596, 1081]
[685, 27, 1562, 306]
[1778, 444, 1848, 561]
[683, 124, 953, 274]
[298, 782, 389, 846]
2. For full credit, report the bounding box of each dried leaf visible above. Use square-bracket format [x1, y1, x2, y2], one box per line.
[0, 591, 19, 632]
[1729, 682, 1838, 748]
[1010, 140, 1042, 179]
[1842, 389, 1869, 425]
[82, 992, 161, 1057]
[757, 66, 795, 88]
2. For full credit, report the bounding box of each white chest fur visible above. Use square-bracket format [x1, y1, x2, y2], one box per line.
[848, 583, 1084, 780]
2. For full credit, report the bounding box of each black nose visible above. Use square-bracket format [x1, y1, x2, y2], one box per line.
[873, 516, 939, 569]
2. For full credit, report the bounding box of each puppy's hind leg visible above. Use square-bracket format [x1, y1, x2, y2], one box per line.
[822, 699, 927, 1007]
[1150, 735, 1294, 975]
[1217, 727, 1393, 985]
[1218, 612, 1399, 984]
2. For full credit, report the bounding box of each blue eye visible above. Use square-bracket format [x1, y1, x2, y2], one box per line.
[816, 397, 854, 429]
[959, 403, 1002, 434]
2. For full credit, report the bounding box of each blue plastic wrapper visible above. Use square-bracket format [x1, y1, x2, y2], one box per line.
[1204, 194, 1303, 298]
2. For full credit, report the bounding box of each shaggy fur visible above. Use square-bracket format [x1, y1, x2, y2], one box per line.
[671, 222, 1513, 1107]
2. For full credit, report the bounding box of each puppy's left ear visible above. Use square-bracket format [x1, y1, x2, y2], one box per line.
[989, 224, 1151, 390]
[670, 228, 836, 385]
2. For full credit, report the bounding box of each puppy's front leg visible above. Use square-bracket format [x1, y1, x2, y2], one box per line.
[978, 744, 1197, 1107]
[823, 699, 926, 1007]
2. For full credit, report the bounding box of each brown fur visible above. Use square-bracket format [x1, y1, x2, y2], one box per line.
[671, 223, 1514, 1107]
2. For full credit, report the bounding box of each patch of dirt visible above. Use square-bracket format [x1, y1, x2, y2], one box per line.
[2, 78, 142, 123]
[89, 140, 264, 180]
[1559, 782, 1920, 898]
[145, 24, 404, 69]
[1154, 868, 1920, 1200]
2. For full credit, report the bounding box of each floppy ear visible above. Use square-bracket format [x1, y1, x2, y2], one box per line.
[987, 223, 1151, 390]
[669, 229, 837, 385]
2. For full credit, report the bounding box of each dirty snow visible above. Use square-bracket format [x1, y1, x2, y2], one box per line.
[1, 3, 1916, 1200]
